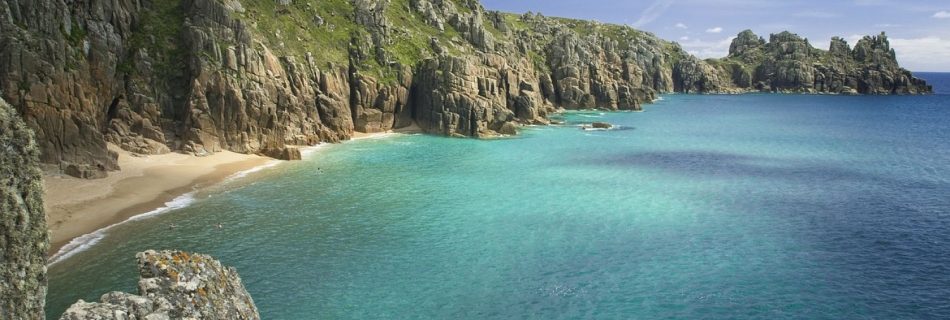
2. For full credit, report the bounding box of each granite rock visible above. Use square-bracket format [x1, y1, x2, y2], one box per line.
[0, 97, 49, 319]
[59, 250, 260, 320]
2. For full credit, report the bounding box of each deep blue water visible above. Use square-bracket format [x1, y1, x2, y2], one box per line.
[48, 74, 950, 319]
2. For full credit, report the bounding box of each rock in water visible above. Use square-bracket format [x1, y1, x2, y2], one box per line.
[0, 97, 49, 319]
[498, 121, 519, 135]
[592, 122, 613, 129]
[59, 250, 260, 320]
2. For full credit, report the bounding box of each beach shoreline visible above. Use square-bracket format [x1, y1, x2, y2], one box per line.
[44, 128, 418, 263]
[44, 145, 273, 260]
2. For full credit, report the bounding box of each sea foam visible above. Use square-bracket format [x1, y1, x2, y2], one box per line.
[47, 192, 197, 266]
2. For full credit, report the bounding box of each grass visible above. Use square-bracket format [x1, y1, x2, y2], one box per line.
[240, 0, 358, 69]
[125, 0, 186, 78]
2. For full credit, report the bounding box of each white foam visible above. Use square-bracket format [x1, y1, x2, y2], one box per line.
[47, 192, 197, 266]
[226, 160, 281, 181]
[299, 144, 331, 159]
[350, 132, 401, 141]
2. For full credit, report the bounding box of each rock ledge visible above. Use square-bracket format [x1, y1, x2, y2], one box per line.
[60, 250, 260, 320]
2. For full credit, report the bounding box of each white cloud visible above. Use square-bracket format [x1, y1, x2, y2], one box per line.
[706, 27, 723, 33]
[890, 36, 950, 71]
[934, 11, 950, 18]
[675, 22, 688, 29]
[632, 0, 674, 28]
[680, 36, 690, 41]
[679, 37, 737, 58]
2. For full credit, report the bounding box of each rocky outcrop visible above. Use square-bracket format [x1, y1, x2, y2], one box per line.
[710, 30, 931, 94]
[0, 0, 931, 178]
[0, 98, 49, 319]
[59, 250, 260, 320]
[412, 53, 554, 137]
[537, 18, 675, 111]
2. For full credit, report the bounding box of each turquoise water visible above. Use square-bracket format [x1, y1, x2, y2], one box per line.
[48, 77, 950, 318]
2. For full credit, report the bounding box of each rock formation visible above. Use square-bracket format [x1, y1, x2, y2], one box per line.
[707, 30, 931, 94]
[0, 0, 931, 179]
[0, 103, 258, 318]
[0, 97, 49, 319]
[59, 250, 260, 320]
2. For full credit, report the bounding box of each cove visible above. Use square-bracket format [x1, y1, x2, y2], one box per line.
[48, 90, 950, 319]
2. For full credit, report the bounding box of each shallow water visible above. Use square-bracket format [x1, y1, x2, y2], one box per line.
[48, 75, 950, 318]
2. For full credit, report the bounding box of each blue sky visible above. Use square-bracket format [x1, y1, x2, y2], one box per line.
[480, 0, 950, 71]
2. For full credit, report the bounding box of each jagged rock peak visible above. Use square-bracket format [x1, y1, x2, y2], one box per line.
[0, 97, 49, 320]
[729, 29, 765, 57]
[853, 31, 896, 62]
[59, 250, 260, 320]
[829, 36, 852, 56]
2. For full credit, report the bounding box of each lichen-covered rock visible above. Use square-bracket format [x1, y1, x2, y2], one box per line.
[59, 250, 260, 320]
[0, 97, 49, 319]
[728, 30, 766, 59]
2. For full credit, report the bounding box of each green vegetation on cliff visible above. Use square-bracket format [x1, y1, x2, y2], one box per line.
[241, 0, 357, 67]
[0, 0, 931, 178]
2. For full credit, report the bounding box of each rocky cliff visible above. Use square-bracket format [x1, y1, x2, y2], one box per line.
[59, 250, 260, 320]
[704, 30, 931, 94]
[0, 0, 931, 178]
[0, 97, 49, 319]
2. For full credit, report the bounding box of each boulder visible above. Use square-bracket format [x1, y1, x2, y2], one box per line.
[262, 146, 302, 161]
[498, 121, 519, 135]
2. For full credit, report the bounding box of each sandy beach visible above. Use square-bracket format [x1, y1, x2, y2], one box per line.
[44, 145, 273, 257]
[44, 128, 419, 260]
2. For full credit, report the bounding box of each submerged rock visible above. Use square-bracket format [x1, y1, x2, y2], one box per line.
[60, 250, 260, 320]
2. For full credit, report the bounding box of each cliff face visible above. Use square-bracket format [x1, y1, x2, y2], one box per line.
[0, 98, 48, 319]
[59, 250, 260, 320]
[704, 30, 931, 94]
[0, 0, 931, 178]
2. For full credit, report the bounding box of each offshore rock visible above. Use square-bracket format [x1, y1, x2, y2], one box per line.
[591, 122, 613, 129]
[713, 30, 931, 94]
[0, 98, 49, 319]
[59, 250, 260, 320]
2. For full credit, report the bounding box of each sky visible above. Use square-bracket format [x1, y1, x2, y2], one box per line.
[480, 0, 950, 72]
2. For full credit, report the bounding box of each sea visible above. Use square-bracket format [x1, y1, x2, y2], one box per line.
[47, 73, 950, 319]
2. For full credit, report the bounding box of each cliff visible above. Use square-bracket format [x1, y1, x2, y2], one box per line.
[3, 96, 257, 318]
[59, 250, 260, 320]
[0, 0, 931, 178]
[703, 30, 931, 94]
[0, 97, 49, 319]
